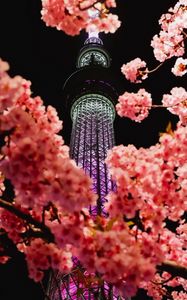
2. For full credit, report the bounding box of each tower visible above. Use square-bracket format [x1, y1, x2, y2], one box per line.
[46, 32, 124, 299]
[68, 33, 117, 218]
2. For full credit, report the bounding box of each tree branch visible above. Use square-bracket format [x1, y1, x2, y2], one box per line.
[157, 260, 187, 279]
[0, 198, 54, 243]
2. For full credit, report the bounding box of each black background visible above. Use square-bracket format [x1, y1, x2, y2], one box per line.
[0, 1, 186, 299]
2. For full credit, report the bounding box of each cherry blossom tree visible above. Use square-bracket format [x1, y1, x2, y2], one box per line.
[0, 0, 187, 299]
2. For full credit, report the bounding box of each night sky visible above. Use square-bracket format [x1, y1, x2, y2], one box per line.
[0, 1, 186, 299]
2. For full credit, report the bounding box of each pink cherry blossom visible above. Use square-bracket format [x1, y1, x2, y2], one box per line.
[140, 273, 167, 300]
[106, 123, 187, 223]
[104, 123, 187, 295]
[0, 61, 96, 213]
[0, 208, 26, 243]
[93, 13, 121, 34]
[23, 238, 72, 282]
[162, 87, 187, 124]
[116, 88, 152, 122]
[0, 73, 30, 112]
[0, 0, 187, 296]
[105, 0, 116, 8]
[0, 255, 10, 264]
[0, 58, 9, 73]
[41, 0, 120, 35]
[47, 209, 93, 248]
[76, 220, 157, 298]
[121, 58, 148, 83]
[151, 1, 186, 62]
[172, 57, 187, 76]
[171, 291, 187, 300]
[151, 31, 184, 62]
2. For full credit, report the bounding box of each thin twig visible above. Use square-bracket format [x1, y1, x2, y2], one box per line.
[148, 62, 164, 74]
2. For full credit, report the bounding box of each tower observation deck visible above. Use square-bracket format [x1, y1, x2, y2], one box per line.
[46, 32, 126, 300]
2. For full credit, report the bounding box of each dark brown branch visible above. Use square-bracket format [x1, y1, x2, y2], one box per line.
[0, 198, 54, 243]
[1, 201, 187, 282]
[21, 228, 52, 241]
[157, 260, 187, 279]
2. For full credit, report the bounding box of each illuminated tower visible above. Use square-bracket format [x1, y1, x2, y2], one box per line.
[46, 32, 124, 299]
[68, 33, 116, 217]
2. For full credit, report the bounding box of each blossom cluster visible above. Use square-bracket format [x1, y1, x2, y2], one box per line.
[106, 123, 187, 222]
[47, 208, 93, 248]
[116, 88, 152, 122]
[151, 0, 186, 62]
[76, 219, 160, 298]
[172, 57, 187, 77]
[121, 58, 148, 83]
[0, 58, 95, 282]
[41, 0, 121, 35]
[0, 59, 96, 213]
[116, 86, 187, 123]
[162, 87, 187, 124]
[0, 0, 187, 296]
[104, 123, 187, 296]
[20, 238, 72, 282]
[120, 1, 187, 84]
[141, 271, 187, 300]
[0, 208, 26, 243]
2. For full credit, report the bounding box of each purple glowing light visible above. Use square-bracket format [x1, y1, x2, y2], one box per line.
[60, 272, 123, 299]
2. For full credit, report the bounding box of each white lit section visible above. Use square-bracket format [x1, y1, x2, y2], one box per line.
[88, 7, 99, 38]
[88, 30, 99, 38]
[87, 22, 99, 38]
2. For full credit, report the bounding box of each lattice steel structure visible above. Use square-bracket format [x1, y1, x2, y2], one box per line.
[46, 34, 126, 300]
[70, 93, 115, 216]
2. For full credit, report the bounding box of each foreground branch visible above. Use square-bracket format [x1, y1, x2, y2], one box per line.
[0, 198, 54, 242]
[158, 260, 187, 279]
[1, 200, 187, 282]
